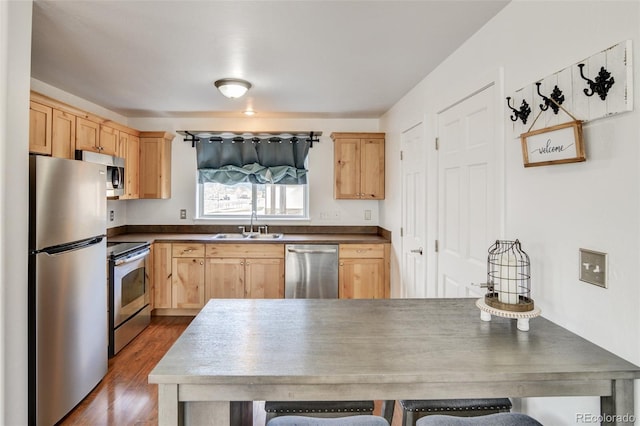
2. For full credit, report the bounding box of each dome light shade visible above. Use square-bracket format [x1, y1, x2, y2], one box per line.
[214, 78, 252, 98]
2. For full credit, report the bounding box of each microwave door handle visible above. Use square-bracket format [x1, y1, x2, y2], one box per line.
[112, 167, 121, 187]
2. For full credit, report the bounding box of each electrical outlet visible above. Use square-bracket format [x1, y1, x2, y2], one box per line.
[180, 209, 187, 220]
[319, 211, 330, 220]
[364, 210, 371, 220]
[109, 210, 114, 222]
[579, 248, 607, 288]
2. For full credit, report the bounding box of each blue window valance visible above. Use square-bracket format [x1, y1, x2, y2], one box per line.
[195, 136, 311, 185]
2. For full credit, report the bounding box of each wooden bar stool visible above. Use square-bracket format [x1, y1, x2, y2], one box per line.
[400, 398, 512, 426]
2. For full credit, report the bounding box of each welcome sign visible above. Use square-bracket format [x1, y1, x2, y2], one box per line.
[520, 121, 585, 167]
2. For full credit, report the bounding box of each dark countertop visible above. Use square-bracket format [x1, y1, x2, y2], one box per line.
[107, 232, 390, 245]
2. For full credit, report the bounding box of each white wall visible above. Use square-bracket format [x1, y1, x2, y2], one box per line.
[380, 1, 640, 424]
[2, 1, 32, 424]
[125, 116, 381, 227]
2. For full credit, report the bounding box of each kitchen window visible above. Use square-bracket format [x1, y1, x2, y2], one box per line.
[191, 132, 314, 220]
[198, 181, 308, 219]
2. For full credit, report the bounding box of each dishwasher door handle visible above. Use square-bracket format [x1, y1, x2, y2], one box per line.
[287, 248, 337, 254]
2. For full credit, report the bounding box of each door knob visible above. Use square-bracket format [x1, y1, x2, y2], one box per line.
[410, 247, 423, 255]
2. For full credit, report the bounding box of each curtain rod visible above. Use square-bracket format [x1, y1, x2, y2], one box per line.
[177, 131, 322, 148]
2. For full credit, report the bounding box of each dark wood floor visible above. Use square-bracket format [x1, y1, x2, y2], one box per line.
[60, 316, 193, 426]
[59, 315, 399, 426]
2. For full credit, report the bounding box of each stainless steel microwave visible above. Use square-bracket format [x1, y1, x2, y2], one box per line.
[75, 150, 125, 197]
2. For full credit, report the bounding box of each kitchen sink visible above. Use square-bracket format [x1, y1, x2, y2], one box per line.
[210, 233, 246, 239]
[210, 232, 284, 240]
[246, 233, 284, 239]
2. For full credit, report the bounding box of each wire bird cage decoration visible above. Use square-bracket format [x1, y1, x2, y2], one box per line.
[485, 240, 533, 312]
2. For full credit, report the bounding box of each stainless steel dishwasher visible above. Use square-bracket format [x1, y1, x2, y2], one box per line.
[285, 244, 339, 298]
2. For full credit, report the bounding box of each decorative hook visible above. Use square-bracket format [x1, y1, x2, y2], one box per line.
[578, 63, 614, 101]
[535, 82, 565, 114]
[506, 97, 531, 124]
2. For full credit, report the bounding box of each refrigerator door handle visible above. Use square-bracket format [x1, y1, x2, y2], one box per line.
[35, 235, 106, 256]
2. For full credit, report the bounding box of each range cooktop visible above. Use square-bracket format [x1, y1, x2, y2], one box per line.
[107, 241, 150, 259]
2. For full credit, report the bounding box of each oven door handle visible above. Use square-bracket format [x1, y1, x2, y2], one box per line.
[114, 249, 150, 266]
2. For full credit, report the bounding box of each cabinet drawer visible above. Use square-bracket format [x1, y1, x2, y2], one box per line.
[339, 244, 384, 259]
[172, 243, 205, 257]
[206, 244, 284, 259]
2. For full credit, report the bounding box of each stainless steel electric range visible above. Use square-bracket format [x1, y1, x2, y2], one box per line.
[107, 241, 151, 357]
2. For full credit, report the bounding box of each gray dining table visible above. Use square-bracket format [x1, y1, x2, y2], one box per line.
[149, 298, 640, 426]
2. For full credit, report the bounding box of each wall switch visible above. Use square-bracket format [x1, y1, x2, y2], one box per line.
[109, 210, 114, 222]
[180, 209, 187, 220]
[364, 210, 371, 220]
[579, 248, 607, 288]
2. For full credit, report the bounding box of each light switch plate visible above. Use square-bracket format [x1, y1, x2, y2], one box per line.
[579, 248, 607, 288]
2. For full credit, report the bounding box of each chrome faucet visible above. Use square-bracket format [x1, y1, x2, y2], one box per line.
[250, 210, 257, 233]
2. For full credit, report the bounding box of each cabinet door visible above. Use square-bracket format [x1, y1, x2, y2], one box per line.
[245, 258, 284, 299]
[172, 257, 205, 309]
[139, 135, 172, 199]
[119, 133, 140, 200]
[339, 258, 385, 299]
[76, 117, 100, 152]
[333, 138, 361, 199]
[360, 138, 385, 199]
[153, 243, 173, 309]
[51, 109, 76, 159]
[205, 258, 245, 299]
[29, 101, 52, 155]
[99, 125, 119, 155]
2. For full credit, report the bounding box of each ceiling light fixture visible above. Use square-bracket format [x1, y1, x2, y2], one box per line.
[214, 78, 252, 99]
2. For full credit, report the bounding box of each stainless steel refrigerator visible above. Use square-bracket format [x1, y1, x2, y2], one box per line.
[28, 155, 108, 426]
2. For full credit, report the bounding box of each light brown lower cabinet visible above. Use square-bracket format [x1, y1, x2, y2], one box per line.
[205, 244, 284, 300]
[172, 257, 205, 309]
[152, 243, 173, 309]
[171, 243, 205, 309]
[152, 242, 285, 315]
[339, 243, 390, 299]
[151, 241, 390, 314]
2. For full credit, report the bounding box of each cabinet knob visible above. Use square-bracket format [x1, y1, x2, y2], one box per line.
[200, 261, 204, 265]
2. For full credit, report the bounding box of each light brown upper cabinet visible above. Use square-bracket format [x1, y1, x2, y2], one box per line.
[331, 132, 385, 199]
[75, 116, 101, 153]
[118, 132, 140, 200]
[139, 132, 173, 199]
[29, 101, 52, 155]
[29, 101, 77, 159]
[51, 109, 76, 159]
[98, 124, 119, 156]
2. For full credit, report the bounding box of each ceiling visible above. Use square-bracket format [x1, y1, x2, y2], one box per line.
[31, 0, 509, 119]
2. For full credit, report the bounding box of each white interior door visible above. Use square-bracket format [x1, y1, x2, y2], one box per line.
[437, 85, 496, 298]
[401, 122, 426, 298]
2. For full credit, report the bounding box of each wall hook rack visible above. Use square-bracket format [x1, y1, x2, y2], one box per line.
[578, 63, 615, 101]
[506, 97, 532, 124]
[535, 82, 565, 114]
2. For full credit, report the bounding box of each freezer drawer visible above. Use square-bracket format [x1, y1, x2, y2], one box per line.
[285, 244, 338, 299]
[31, 239, 107, 425]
